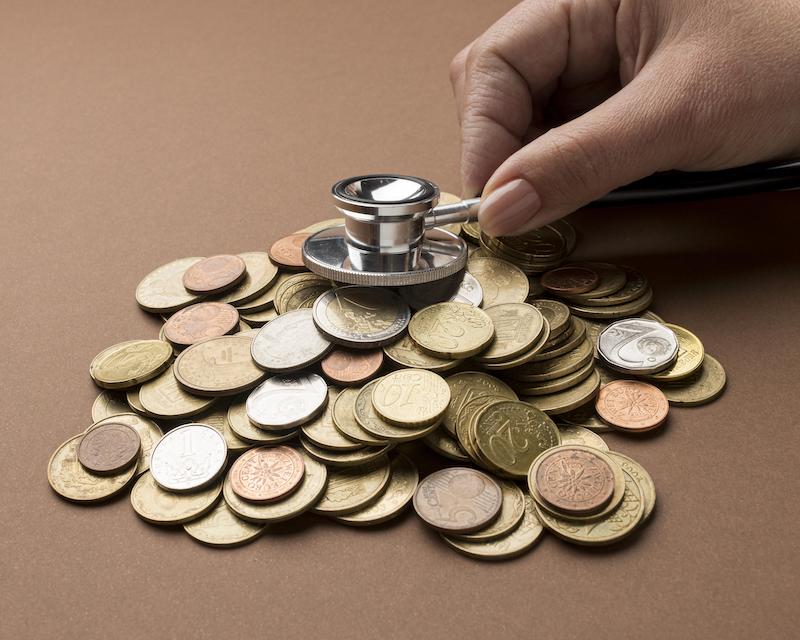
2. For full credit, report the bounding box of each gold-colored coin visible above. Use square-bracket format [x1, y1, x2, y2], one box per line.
[474, 303, 544, 364]
[472, 400, 561, 478]
[467, 257, 529, 306]
[331, 387, 388, 446]
[565, 266, 648, 307]
[510, 338, 593, 382]
[125, 388, 154, 417]
[274, 273, 326, 314]
[174, 335, 265, 396]
[607, 451, 656, 521]
[48, 434, 137, 503]
[442, 495, 544, 560]
[226, 399, 297, 444]
[223, 449, 327, 523]
[450, 479, 526, 542]
[657, 354, 726, 406]
[194, 407, 252, 454]
[312, 456, 392, 516]
[299, 436, 393, 467]
[568, 287, 653, 320]
[297, 217, 345, 233]
[514, 360, 595, 396]
[184, 499, 265, 547]
[89, 339, 173, 389]
[130, 471, 222, 525]
[371, 369, 450, 428]
[529, 299, 571, 339]
[301, 388, 363, 450]
[84, 413, 163, 476]
[240, 307, 279, 327]
[279, 279, 333, 315]
[422, 427, 470, 462]
[383, 334, 460, 373]
[135, 256, 204, 313]
[559, 262, 627, 301]
[408, 302, 494, 359]
[138, 367, 216, 419]
[531, 316, 587, 361]
[235, 272, 292, 313]
[522, 369, 601, 415]
[216, 252, 279, 306]
[478, 318, 551, 371]
[91, 391, 130, 421]
[335, 454, 419, 526]
[354, 379, 441, 442]
[443, 372, 517, 436]
[557, 425, 609, 451]
[453, 395, 507, 459]
[461, 220, 481, 243]
[646, 323, 705, 382]
[557, 403, 614, 433]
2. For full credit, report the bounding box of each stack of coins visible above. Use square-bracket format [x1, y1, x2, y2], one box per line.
[48, 212, 725, 558]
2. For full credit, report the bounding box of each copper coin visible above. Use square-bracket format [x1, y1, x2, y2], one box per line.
[163, 302, 240, 346]
[269, 233, 310, 270]
[541, 266, 600, 294]
[182, 254, 247, 294]
[229, 445, 305, 503]
[413, 467, 502, 534]
[595, 379, 669, 432]
[77, 422, 141, 474]
[535, 447, 615, 515]
[320, 348, 383, 385]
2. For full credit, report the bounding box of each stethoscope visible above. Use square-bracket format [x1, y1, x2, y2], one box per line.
[302, 160, 800, 288]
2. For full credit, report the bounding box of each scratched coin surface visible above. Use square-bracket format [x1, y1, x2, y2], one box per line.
[135, 256, 204, 313]
[89, 339, 173, 389]
[383, 334, 460, 373]
[596, 380, 669, 432]
[77, 422, 141, 474]
[130, 471, 222, 525]
[658, 354, 727, 406]
[541, 266, 599, 294]
[182, 254, 247, 294]
[138, 367, 216, 419]
[229, 445, 305, 502]
[443, 372, 517, 436]
[320, 348, 383, 385]
[450, 479, 526, 542]
[534, 446, 616, 515]
[216, 252, 280, 306]
[174, 334, 265, 396]
[163, 302, 240, 346]
[312, 286, 410, 348]
[646, 323, 705, 382]
[598, 318, 679, 374]
[149, 423, 227, 492]
[268, 233, 310, 269]
[474, 303, 544, 363]
[246, 373, 328, 429]
[371, 369, 451, 428]
[413, 467, 502, 534]
[312, 456, 392, 516]
[251, 309, 332, 372]
[408, 302, 495, 359]
[184, 499, 265, 547]
[467, 257, 529, 306]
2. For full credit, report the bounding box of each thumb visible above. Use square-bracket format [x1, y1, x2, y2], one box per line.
[478, 63, 690, 236]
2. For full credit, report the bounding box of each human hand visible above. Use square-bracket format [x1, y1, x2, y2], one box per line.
[450, 0, 800, 236]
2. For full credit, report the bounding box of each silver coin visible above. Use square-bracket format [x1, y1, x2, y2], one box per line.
[251, 308, 332, 372]
[449, 271, 483, 307]
[246, 373, 328, 429]
[597, 318, 679, 374]
[149, 423, 227, 493]
[312, 286, 410, 348]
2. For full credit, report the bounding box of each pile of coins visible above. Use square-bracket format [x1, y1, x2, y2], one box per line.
[48, 207, 726, 557]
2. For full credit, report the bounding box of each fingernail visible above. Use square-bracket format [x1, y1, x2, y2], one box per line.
[478, 178, 541, 236]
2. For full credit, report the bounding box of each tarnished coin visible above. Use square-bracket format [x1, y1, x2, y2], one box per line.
[227, 399, 297, 444]
[541, 266, 599, 294]
[596, 380, 669, 432]
[84, 413, 163, 476]
[557, 404, 613, 433]
[223, 449, 328, 523]
[77, 422, 140, 474]
[312, 286, 410, 348]
[301, 388, 362, 450]
[331, 387, 389, 446]
[513, 360, 595, 397]
[658, 354, 726, 406]
[510, 338, 593, 382]
[182, 254, 247, 294]
[560, 262, 627, 301]
[568, 286, 654, 320]
[174, 335, 265, 396]
[354, 379, 441, 442]
[533, 446, 616, 515]
[454, 395, 507, 459]
[450, 479, 526, 542]
[383, 334, 460, 373]
[598, 318, 679, 374]
[444, 373, 517, 437]
[216, 252, 280, 306]
[269, 233, 310, 269]
[450, 272, 483, 307]
[474, 303, 544, 364]
[91, 391, 130, 422]
[408, 302, 494, 359]
[89, 339, 173, 389]
[413, 467, 502, 534]
[335, 454, 419, 526]
[529, 299, 571, 339]
[477, 318, 551, 371]
[229, 445, 305, 502]
[138, 367, 216, 419]
[523, 369, 601, 415]
[472, 401, 561, 478]
[300, 437, 393, 468]
[442, 495, 544, 560]
[321, 348, 383, 385]
[130, 471, 222, 525]
[422, 427, 470, 462]
[251, 309, 332, 372]
[184, 499, 265, 547]
[275, 273, 333, 314]
[607, 451, 656, 521]
[530, 316, 587, 362]
[135, 257, 204, 313]
[313, 457, 392, 516]
[558, 425, 609, 451]
[163, 302, 240, 347]
[467, 257, 529, 306]
[371, 369, 451, 428]
[149, 423, 227, 492]
[246, 373, 328, 429]
[646, 323, 705, 382]
[567, 266, 648, 307]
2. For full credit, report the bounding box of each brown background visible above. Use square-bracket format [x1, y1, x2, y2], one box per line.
[2, 1, 799, 638]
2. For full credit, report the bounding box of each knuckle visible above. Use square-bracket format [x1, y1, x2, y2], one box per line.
[538, 129, 608, 199]
[448, 46, 469, 86]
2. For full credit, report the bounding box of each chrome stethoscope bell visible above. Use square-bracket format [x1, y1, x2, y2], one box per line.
[302, 174, 480, 286]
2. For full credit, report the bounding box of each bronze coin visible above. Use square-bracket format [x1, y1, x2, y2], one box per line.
[541, 266, 600, 295]
[535, 447, 615, 516]
[163, 302, 240, 346]
[320, 348, 384, 385]
[77, 422, 141, 474]
[268, 233, 310, 270]
[229, 445, 305, 503]
[413, 467, 502, 534]
[182, 254, 247, 294]
[595, 379, 669, 432]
